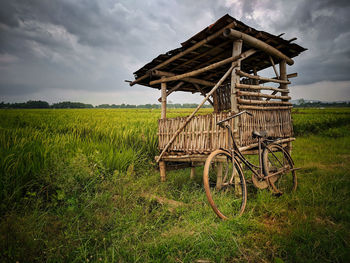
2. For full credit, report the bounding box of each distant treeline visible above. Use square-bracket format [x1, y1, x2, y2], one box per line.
[0, 101, 93, 109]
[294, 99, 350, 108]
[1, 100, 349, 109]
[0, 100, 212, 109]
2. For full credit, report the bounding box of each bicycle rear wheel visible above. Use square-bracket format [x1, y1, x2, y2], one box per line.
[203, 149, 247, 219]
[262, 144, 297, 194]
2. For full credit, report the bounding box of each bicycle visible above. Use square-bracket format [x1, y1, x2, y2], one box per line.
[203, 110, 298, 219]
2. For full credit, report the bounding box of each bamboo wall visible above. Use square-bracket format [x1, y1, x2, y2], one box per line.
[158, 109, 293, 155]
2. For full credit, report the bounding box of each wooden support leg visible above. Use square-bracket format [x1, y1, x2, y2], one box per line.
[216, 162, 223, 190]
[190, 166, 196, 179]
[287, 142, 292, 155]
[234, 164, 242, 196]
[159, 161, 166, 182]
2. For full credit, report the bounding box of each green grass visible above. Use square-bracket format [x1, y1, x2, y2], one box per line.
[0, 108, 349, 262]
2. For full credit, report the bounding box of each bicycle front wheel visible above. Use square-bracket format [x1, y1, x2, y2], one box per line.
[262, 144, 297, 194]
[203, 149, 247, 219]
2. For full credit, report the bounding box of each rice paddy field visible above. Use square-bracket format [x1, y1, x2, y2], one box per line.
[0, 108, 349, 262]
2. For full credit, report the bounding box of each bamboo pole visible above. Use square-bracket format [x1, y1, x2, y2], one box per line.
[130, 22, 236, 86]
[161, 77, 167, 120]
[157, 82, 184, 102]
[236, 70, 290, 84]
[152, 70, 215, 86]
[223, 28, 294, 65]
[156, 65, 235, 163]
[279, 60, 289, 102]
[237, 98, 292, 105]
[259, 72, 297, 84]
[231, 40, 242, 196]
[236, 83, 289, 93]
[269, 55, 279, 78]
[237, 91, 291, 100]
[193, 84, 214, 106]
[159, 78, 167, 181]
[150, 49, 256, 85]
[230, 40, 242, 133]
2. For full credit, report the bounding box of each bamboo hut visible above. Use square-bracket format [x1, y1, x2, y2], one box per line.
[130, 14, 306, 181]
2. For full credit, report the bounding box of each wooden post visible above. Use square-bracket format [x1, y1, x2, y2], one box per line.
[161, 77, 167, 119]
[159, 77, 167, 181]
[190, 166, 196, 179]
[279, 59, 292, 154]
[253, 67, 259, 85]
[159, 161, 166, 182]
[216, 163, 223, 190]
[279, 60, 288, 101]
[231, 40, 242, 138]
[212, 91, 219, 113]
[231, 40, 243, 196]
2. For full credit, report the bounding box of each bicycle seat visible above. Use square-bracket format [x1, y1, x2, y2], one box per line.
[252, 130, 268, 138]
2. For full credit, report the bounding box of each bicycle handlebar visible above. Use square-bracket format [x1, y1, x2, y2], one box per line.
[216, 110, 253, 126]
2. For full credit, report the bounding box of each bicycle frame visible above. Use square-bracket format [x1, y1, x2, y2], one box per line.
[222, 123, 266, 180]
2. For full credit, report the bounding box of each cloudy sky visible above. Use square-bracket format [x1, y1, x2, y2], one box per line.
[0, 0, 349, 105]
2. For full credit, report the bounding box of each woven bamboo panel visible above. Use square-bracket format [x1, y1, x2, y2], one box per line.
[158, 109, 293, 154]
[239, 109, 293, 146]
[158, 112, 233, 154]
[213, 85, 231, 112]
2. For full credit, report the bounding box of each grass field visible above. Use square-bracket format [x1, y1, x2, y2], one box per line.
[0, 108, 349, 262]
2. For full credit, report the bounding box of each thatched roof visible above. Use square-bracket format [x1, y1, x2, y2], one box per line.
[132, 14, 306, 93]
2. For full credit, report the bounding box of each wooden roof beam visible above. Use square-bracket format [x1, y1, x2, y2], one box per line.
[130, 21, 236, 86]
[150, 49, 256, 85]
[152, 70, 215, 86]
[223, 28, 294, 65]
[172, 40, 231, 71]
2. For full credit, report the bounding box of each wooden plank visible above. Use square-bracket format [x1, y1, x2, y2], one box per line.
[130, 22, 236, 86]
[223, 28, 294, 65]
[150, 49, 256, 85]
[236, 70, 290, 84]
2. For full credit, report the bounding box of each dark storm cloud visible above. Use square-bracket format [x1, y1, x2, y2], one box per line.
[271, 0, 350, 85]
[0, 0, 349, 104]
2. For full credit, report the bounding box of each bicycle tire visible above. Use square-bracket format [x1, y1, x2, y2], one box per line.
[203, 149, 247, 219]
[262, 144, 297, 194]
